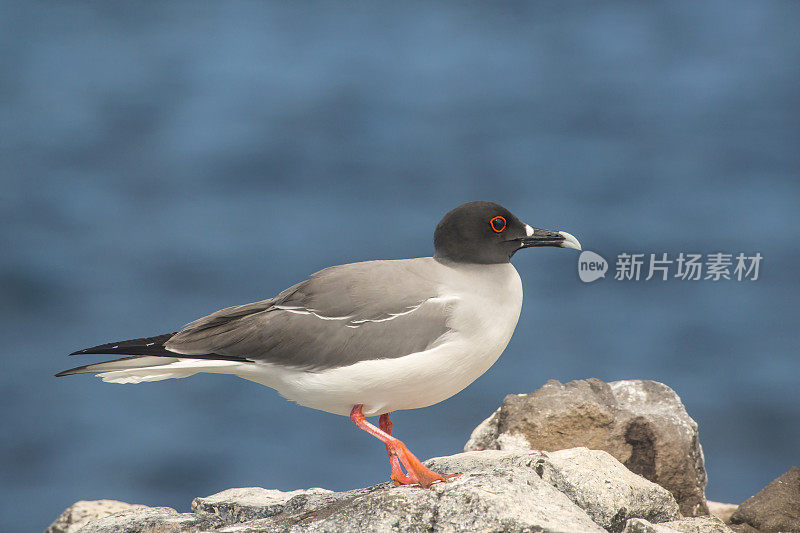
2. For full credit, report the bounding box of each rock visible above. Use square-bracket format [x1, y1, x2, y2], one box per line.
[728, 525, 761, 533]
[75, 506, 226, 533]
[197, 450, 608, 532]
[658, 517, 733, 532]
[465, 378, 709, 516]
[46, 500, 149, 533]
[192, 487, 336, 522]
[623, 516, 733, 532]
[57, 448, 685, 532]
[623, 518, 674, 532]
[535, 447, 679, 531]
[729, 466, 800, 532]
[707, 501, 738, 524]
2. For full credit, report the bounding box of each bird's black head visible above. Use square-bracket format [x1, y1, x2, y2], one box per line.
[433, 201, 581, 264]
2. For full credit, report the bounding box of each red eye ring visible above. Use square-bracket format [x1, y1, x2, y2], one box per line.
[489, 216, 507, 233]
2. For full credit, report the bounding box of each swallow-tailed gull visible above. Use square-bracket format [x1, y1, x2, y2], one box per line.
[58, 201, 581, 487]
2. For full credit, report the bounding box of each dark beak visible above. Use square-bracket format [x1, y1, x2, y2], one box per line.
[513, 227, 582, 250]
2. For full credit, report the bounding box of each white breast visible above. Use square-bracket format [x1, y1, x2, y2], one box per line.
[238, 262, 524, 416]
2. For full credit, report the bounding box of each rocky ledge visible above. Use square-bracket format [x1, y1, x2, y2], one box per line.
[47, 380, 800, 533]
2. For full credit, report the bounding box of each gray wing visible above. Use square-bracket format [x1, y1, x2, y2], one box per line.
[165, 258, 452, 370]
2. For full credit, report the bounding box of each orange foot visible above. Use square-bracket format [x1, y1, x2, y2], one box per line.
[379, 413, 415, 485]
[352, 406, 458, 489]
[386, 438, 459, 488]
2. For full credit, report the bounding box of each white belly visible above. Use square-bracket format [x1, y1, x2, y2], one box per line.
[237, 263, 523, 416]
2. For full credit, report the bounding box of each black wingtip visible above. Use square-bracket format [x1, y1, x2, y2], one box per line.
[54, 370, 70, 377]
[68, 333, 180, 357]
[66, 333, 251, 364]
[68, 347, 109, 355]
[69, 347, 108, 356]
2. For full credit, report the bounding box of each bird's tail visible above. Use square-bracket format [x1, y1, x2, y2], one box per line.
[58, 332, 251, 383]
[56, 355, 179, 381]
[56, 355, 248, 383]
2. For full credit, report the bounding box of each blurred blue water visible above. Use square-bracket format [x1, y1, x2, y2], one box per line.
[2, 2, 799, 531]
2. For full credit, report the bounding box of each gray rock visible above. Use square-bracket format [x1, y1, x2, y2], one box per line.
[623, 516, 733, 533]
[49, 448, 687, 532]
[192, 487, 336, 523]
[660, 517, 735, 533]
[196, 450, 607, 532]
[728, 524, 760, 533]
[623, 518, 675, 532]
[706, 501, 738, 524]
[46, 500, 149, 533]
[729, 466, 800, 533]
[186, 449, 681, 532]
[536, 447, 680, 531]
[465, 378, 709, 516]
[75, 505, 226, 533]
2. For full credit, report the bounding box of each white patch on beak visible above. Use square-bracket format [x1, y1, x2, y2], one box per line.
[524, 224, 534, 237]
[558, 231, 582, 251]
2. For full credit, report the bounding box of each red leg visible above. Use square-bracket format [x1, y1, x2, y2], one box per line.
[379, 413, 414, 485]
[350, 405, 449, 488]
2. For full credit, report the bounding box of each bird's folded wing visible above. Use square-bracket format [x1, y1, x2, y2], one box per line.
[166, 259, 453, 370]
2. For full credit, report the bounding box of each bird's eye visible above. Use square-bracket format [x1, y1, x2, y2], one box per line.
[489, 216, 507, 233]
